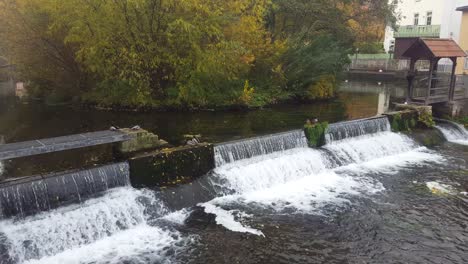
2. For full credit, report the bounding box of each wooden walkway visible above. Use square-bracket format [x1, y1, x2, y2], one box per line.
[0, 130, 133, 160]
[410, 75, 467, 104]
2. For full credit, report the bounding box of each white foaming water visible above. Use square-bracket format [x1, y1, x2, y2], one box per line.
[162, 208, 192, 225]
[323, 132, 419, 166]
[214, 130, 307, 166]
[23, 225, 185, 264]
[205, 131, 443, 235]
[0, 187, 183, 264]
[214, 148, 329, 194]
[201, 203, 264, 236]
[436, 122, 468, 145]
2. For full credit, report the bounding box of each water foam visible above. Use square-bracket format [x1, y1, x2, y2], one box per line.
[23, 225, 185, 264]
[325, 116, 390, 143]
[214, 148, 328, 194]
[205, 131, 443, 235]
[323, 132, 418, 166]
[214, 130, 307, 166]
[200, 203, 264, 236]
[436, 121, 468, 145]
[0, 187, 179, 263]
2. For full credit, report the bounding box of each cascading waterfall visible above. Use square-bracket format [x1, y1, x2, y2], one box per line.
[0, 135, 4, 178]
[435, 119, 468, 145]
[204, 117, 443, 235]
[0, 116, 449, 261]
[325, 116, 391, 143]
[214, 129, 307, 166]
[0, 187, 185, 264]
[0, 162, 130, 219]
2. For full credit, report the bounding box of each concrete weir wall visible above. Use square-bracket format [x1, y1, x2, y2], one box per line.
[128, 143, 215, 188]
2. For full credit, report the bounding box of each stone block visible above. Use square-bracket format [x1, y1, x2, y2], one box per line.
[129, 143, 215, 188]
[117, 128, 169, 154]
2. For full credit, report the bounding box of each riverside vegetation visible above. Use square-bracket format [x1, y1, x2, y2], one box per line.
[0, 0, 396, 109]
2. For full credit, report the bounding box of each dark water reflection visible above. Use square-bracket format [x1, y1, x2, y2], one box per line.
[0, 80, 407, 177]
[0, 81, 405, 145]
[2, 80, 468, 264]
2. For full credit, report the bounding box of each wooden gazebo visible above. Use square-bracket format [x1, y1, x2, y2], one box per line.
[398, 38, 467, 105]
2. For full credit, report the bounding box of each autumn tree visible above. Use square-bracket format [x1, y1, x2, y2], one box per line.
[0, 0, 396, 107]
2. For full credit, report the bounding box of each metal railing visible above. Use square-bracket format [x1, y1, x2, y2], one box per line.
[394, 25, 441, 38]
[349, 58, 454, 73]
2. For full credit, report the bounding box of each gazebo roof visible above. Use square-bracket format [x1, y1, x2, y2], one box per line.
[401, 38, 466, 59]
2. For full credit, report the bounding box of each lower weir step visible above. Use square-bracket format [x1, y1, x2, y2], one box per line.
[0, 162, 130, 219]
[0, 130, 134, 160]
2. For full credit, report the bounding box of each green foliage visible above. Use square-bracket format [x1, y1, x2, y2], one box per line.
[283, 35, 349, 100]
[0, 0, 396, 109]
[418, 109, 435, 128]
[307, 75, 337, 100]
[410, 118, 417, 129]
[391, 113, 402, 132]
[239, 80, 255, 106]
[355, 42, 385, 54]
[391, 113, 417, 132]
[304, 122, 328, 147]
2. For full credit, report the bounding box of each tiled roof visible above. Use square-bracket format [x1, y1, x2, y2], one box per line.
[402, 38, 467, 58]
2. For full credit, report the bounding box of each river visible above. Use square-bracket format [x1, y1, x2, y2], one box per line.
[1, 80, 468, 264]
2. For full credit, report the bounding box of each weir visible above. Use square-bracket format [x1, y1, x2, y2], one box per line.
[435, 119, 468, 144]
[0, 116, 449, 263]
[0, 162, 130, 219]
[325, 116, 391, 143]
[214, 129, 307, 166]
[0, 130, 134, 160]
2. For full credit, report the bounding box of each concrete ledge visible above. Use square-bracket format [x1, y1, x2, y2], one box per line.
[385, 103, 435, 130]
[129, 143, 214, 188]
[394, 103, 432, 114]
[117, 128, 169, 155]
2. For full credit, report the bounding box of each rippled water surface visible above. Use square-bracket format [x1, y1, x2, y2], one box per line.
[1, 81, 468, 263]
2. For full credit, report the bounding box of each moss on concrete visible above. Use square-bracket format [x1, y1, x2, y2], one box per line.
[304, 122, 328, 147]
[386, 110, 418, 132]
[129, 143, 214, 187]
[117, 128, 169, 154]
[406, 128, 445, 147]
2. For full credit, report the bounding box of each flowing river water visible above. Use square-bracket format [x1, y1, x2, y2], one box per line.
[1, 81, 468, 263]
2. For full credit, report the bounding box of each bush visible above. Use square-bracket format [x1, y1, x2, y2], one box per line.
[418, 109, 435, 128]
[306, 75, 336, 100]
[391, 113, 417, 132]
[304, 122, 328, 147]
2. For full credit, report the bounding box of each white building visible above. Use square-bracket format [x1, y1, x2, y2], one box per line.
[384, 0, 468, 53]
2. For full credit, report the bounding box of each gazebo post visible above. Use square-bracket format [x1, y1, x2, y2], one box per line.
[406, 58, 417, 103]
[448, 57, 457, 101]
[396, 37, 465, 105]
[425, 58, 435, 105]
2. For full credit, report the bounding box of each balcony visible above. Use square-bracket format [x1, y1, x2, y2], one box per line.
[394, 25, 441, 38]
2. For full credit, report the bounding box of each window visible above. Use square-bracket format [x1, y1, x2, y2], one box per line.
[465, 52, 468, 70]
[414, 13, 419, 26]
[426, 11, 432, 25]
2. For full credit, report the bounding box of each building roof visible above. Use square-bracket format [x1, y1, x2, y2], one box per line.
[456, 5, 468, 12]
[402, 38, 467, 59]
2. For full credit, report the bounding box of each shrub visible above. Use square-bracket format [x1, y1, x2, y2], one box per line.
[304, 122, 328, 147]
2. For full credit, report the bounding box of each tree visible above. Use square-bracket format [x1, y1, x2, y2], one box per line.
[0, 0, 396, 107]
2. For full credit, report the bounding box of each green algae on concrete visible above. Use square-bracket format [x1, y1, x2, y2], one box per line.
[304, 122, 328, 148]
[117, 128, 169, 154]
[129, 143, 215, 187]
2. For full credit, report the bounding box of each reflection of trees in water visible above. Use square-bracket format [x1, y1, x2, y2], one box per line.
[338, 92, 379, 120]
